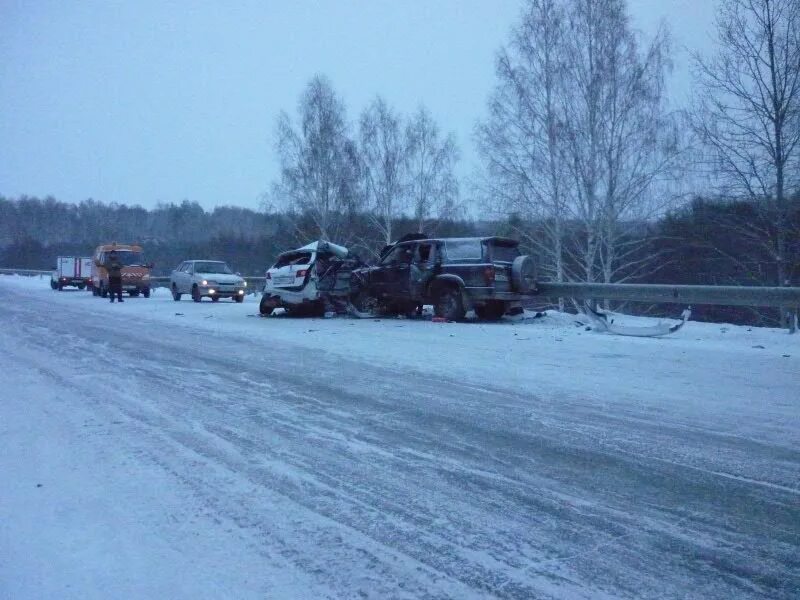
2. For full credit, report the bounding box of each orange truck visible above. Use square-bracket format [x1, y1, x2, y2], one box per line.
[91, 243, 153, 298]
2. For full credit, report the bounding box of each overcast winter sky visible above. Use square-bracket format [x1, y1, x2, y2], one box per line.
[0, 0, 716, 210]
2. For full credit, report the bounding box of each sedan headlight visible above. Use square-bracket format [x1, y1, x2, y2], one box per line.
[201, 279, 208, 286]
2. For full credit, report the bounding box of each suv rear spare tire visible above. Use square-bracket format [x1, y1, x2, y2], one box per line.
[511, 255, 536, 293]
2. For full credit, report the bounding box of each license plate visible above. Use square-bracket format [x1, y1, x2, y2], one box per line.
[274, 276, 295, 285]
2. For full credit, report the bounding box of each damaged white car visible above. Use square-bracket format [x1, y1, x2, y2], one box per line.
[259, 241, 360, 316]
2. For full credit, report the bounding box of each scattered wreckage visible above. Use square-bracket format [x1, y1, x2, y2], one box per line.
[260, 234, 537, 321]
[258, 236, 692, 337]
[583, 303, 692, 337]
[349, 234, 537, 321]
[259, 241, 362, 316]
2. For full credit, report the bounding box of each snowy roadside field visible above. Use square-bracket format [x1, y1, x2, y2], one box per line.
[1, 274, 798, 599]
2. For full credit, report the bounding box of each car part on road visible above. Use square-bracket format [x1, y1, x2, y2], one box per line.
[584, 303, 692, 337]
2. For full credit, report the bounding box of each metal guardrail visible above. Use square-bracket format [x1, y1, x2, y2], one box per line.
[148, 276, 265, 290]
[535, 282, 800, 308]
[0, 270, 266, 293]
[537, 281, 800, 333]
[0, 268, 52, 276]
[2, 267, 798, 328]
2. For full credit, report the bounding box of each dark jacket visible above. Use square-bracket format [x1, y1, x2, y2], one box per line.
[105, 256, 123, 280]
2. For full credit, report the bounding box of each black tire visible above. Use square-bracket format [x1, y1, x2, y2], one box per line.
[511, 255, 536, 293]
[192, 285, 201, 302]
[50, 280, 57, 290]
[475, 300, 507, 321]
[234, 295, 244, 303]
[211, 296, 220, 302]
[259, 295, 274, 316]
[143, 287, 150, 298]
[434, 285, 466, 321]
[171, 285, 182, 301]
[77, 283, 85, 290]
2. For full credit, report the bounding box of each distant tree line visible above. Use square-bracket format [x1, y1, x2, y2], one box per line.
[0, 195, 481, 275]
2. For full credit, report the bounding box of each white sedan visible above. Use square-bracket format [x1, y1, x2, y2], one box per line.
[170, 260, 247, 302]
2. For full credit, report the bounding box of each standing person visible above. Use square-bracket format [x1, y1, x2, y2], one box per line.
[104, 250, 124, 303]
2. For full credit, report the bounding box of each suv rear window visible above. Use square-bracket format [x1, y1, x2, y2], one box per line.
[488, 242, 520, 263]
[444, 240, 483, 261]
[274, 252, 312, 268]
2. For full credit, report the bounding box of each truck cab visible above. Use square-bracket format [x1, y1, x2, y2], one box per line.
[91, 243, 152, 298]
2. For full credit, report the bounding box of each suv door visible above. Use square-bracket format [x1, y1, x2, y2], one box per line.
[375, 243, 414, 299]
[410, 242, 438, 300]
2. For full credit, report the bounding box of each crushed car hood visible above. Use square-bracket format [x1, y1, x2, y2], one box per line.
[195, 273, 243, 284]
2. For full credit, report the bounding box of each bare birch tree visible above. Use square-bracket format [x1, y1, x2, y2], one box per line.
[273, 75, 361, 243]
[405, 106, 460, 233]
[692, 0, 800, 293]
[359, 97, 407, 245]
[561, 0, 679, 284]
[478, 0, 680, 291]
[476, 0, 570, 285]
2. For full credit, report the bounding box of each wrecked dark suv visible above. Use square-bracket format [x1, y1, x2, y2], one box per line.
[350, 235, 536, 321]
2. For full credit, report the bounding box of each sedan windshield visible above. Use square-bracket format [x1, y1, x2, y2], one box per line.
[194, 261, 233, 274]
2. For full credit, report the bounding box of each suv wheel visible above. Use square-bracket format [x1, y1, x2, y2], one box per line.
[191, 285, 201, 302]
[476, 301, 507, 321]
[50, 280, 57, 290]
[434, 285, 466, 321]
[142, 287, 150, 298]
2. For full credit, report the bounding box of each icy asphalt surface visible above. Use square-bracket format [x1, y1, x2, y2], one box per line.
[1, 278, 798, 599]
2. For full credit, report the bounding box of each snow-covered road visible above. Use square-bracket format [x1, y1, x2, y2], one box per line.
[1, 275, 798, 599]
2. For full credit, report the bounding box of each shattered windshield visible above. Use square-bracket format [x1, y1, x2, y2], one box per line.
[488, 242, 520, 263]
